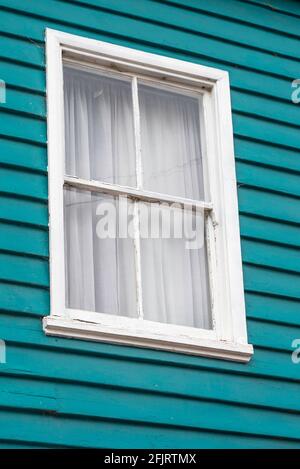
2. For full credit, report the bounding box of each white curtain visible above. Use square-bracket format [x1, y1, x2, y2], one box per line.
[139, 84, 205, 200]
[139, 85, 210, 329]
[63, 66, 211, 329]
[64, 188, 137, 317]
[64, 66, 136, 186]
[140, 231, 211, 329]
[63, 67, 137, 316]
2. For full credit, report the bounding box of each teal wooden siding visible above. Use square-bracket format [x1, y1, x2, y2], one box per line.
[0, 0, 300, 448]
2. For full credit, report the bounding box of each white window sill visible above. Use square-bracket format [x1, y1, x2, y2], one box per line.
[43, 315, 253, 363]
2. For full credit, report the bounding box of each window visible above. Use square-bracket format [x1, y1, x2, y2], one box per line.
[44, 29, 253, 362]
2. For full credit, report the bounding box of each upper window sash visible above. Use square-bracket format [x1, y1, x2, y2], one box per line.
[63, 62, 208, 206]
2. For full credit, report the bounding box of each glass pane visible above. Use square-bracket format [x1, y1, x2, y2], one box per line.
[64, 66, 136, 187]
[64, 187, 137, 317]
[139, 83, 204, 200]
[139, 201, 211, 329]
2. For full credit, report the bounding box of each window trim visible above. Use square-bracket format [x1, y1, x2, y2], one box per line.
[43, 28, 253, 363]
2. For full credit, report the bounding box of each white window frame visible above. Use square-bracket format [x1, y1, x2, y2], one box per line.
[43, 28, 253, 362]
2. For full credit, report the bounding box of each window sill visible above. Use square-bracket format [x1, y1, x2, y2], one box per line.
[43, 315, 253, 363]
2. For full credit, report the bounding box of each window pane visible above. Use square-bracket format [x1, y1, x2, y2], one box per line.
[139, 84, 205, 200]
[64, 66, 136, 187]
[64, 187, 137, 317]
[139, 202, 211, 329]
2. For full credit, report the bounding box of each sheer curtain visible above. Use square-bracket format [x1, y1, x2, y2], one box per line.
[139, 84, 211, 329]
[64, 66, 136, 186]
[63, 66, 211, 329]
[139, 84, 205, 200]
[63, 66, 137, 316]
